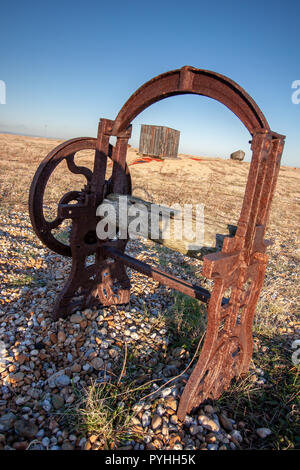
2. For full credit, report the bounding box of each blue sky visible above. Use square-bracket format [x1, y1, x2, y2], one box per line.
[0, 0, 299, 166]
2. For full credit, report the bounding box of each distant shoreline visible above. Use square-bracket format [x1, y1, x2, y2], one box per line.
[0, 130, 67, 140]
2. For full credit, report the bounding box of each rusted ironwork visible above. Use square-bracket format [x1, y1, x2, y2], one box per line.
[29, 66, 285, 420]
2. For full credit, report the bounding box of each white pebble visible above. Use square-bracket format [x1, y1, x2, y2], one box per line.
[256, 428, 271, 439]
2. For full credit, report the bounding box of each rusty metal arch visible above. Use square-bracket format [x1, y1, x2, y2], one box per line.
[112, 65, 270, 136]
[29, 66, 285, 423]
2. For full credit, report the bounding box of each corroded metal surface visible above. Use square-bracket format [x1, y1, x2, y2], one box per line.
[177, 132, 285, 419]
[29, 66, 285, 420]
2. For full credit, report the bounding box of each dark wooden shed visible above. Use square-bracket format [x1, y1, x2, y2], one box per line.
[139, 124, 180, 159]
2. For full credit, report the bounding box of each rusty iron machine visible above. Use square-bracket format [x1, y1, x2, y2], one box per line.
[29, 66, 285, 420]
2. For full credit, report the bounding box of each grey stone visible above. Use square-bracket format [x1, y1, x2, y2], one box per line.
[256, 427, 271, 439]
[90, 357, 104, 370]
[173, 443, 183, 450]
[219, 414, 233, 432]
[14, 419, 38, 439]
[70, 313, 82, 323]
[198, 415, 220, 433]
[189, 424, 199, 435]
[156, 404, 166, 417]
[142, 411, 151, 427]
[42, 437, 50, 447]
[61, 442, 74, 450]
[160, 387, 172, 398]
[207, 443, 219, 450]
[230, 150, 245, 161]
[0, 412, 16, 432]
[16, 396, 29, 406]
[108, 349, 118, 359]
[51, 394, 65, 410]
[55, 374, 70, 387]
[42, 399, 52, 413]
[29, 443, 44, 450]
[48, 370, 67, 388]
[231, 429, 243, 443]
[204, 405, 214, 414]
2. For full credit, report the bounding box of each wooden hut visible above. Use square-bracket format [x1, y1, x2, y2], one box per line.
[139, 124, 180, 159]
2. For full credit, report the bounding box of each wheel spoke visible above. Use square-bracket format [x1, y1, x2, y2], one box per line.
[46, 191, 82, 231]
[47, 217, 64, 230]
[66, 154, 93, 181]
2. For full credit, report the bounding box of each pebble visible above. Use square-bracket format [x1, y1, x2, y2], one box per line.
[51, 394, 65, 410]
[42, 399, 52, 412]
[57, 331, 66, 342]
[231, 430, 243, 443]
[151, 414, 162, 430]
[189, 424, 199, 436]
[13, 441, 28, 450]
[207, 443, 219, 450]
[170, 414, 178, 425]
[90, 357, 104, 370]
[173, 443, 183, 450]
[160, 387, 172, 398]
[204, 405, 215, 414]
[219, 414, 234, 432]
[16, 396, 28, 406]
[61, 442, 74, 450]
[256, 428, 272, 439]
[14, 419, 38, 439]
[0, 412, 16, 432]
[142, 411, 151, 428]
[71, 363, 81, 373]
[70, 313, 82, 323]
[156, 404, 166, 416]
[55, 374, 70, 387]
[164, 396, 177, 411]
[42, 437, 50, 448]
[109, 349, 118, 359]
[131, 417, 142, 427]
[198, 415, 220, 433]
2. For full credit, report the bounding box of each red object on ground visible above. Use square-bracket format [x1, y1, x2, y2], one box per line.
[130, 156, 163, 165]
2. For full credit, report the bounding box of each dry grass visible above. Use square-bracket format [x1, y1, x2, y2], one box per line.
[62, 378, 149, 450]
